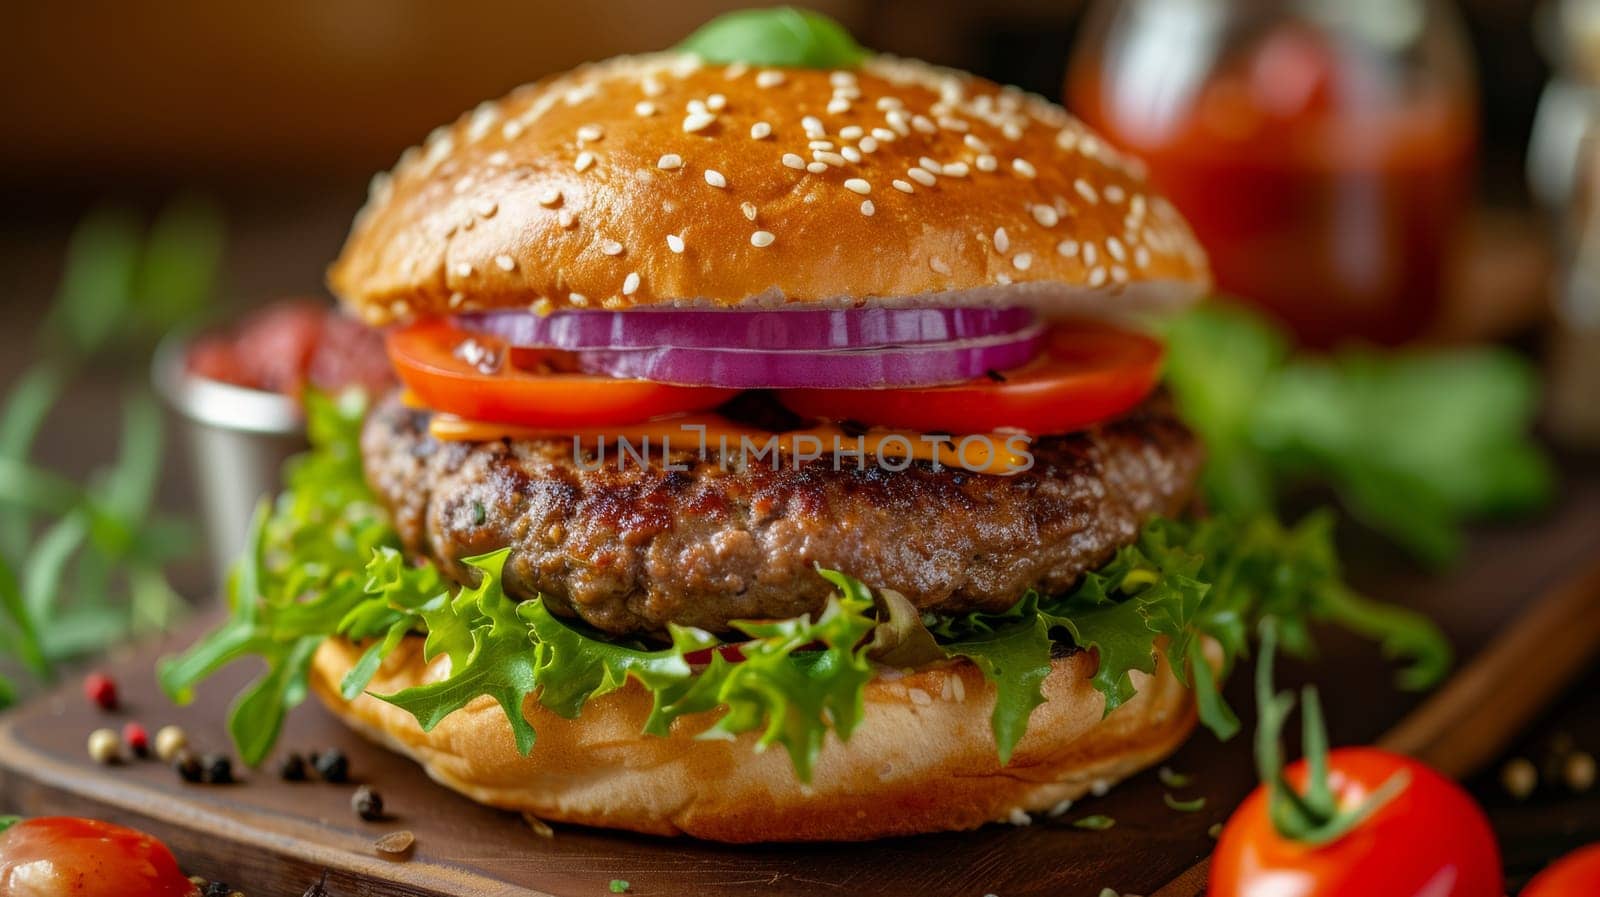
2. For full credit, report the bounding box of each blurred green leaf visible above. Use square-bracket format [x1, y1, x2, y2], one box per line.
[1163, 303, 1554, 566]
[0, 556, 48, 679]
[133, 197, 225, 338]
[45, 208, 141, 358]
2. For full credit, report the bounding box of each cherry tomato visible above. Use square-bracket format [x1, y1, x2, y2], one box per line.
[0, 817, 198, 897]
[1210, 747, 1501, 897]
[778, 321, 1163, 435]
[387, 320, 737, 427]
[1522, 843, 1600, 897]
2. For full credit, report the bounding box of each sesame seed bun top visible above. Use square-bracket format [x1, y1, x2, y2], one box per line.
[329, 53, 1211, 324]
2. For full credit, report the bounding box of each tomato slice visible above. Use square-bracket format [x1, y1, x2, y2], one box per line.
[777, 321, 1163, 435]
[387, 320, 738, 427]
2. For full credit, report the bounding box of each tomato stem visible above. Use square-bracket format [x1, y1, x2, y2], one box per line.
[1254, 618, 1411, 846]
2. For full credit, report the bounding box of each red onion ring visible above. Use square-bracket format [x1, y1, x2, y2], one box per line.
[455, 307, 1036, 351]
[572, 321, 1046, 389]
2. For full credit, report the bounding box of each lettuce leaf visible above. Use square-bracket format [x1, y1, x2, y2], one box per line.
[160, 390, 1450, 780]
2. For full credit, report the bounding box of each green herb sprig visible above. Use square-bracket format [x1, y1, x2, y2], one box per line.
[0, 200, 221, 701]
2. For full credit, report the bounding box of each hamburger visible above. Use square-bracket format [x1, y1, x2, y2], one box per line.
[161, 8, 1433, 842]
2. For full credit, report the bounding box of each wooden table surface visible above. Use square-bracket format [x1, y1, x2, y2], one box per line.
[0, 202, 1596, 894]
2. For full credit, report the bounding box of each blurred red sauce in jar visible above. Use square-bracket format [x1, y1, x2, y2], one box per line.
[187, 299, 395, 397]
[1070, 15, 1477, 347]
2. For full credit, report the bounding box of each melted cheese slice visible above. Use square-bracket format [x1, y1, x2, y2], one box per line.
[421, 409, 1032, 475]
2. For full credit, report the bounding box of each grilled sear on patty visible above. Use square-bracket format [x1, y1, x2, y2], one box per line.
[362, 394, 1202, 638]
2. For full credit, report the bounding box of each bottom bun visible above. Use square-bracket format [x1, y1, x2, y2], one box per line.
[310, 636, 1205, 842]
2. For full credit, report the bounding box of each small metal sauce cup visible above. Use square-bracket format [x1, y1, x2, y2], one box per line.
[152, 332, 306, 584]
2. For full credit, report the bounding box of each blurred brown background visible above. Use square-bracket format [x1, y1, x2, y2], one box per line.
[0, 0, 1547, 251]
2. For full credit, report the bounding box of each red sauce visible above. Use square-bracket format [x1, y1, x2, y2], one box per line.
[0, 817, 199, 897]
[187, 299, 394, 397]
[1069, 25, 1476, 347]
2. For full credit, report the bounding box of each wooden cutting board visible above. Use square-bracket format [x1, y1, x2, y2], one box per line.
[2, 472, 1598, 897]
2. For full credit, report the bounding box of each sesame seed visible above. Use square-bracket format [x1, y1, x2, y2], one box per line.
[751, 230, 775, 247]
[1032, 205, 1059, 227]
[601, 240, 623, 256]
[667, 234, 684, 253]
[1112, 266, 1129, 283]
[750, 121, 772, 139]
[844, 178, 871, 195]
[622, 272, 641, 295]
[802, 115, 825, 137]
[755, 70, 785, 88]
[687, 99, 708, 115]
[1083, 243, 1098, 265]
[876, 96, 903, 111]
[741, 201, 758, 221]
[860, 200, 875, 216]
[634, 100, 657, 117]
[683, 112, 715, 133]
[976, 154, 998, 172]
[1074, 178, 1099, 203]
[942, 162, 970, 178]
[908, 167, 936, 187]
[473, 198, 498, 218]
[782, 153, 805, 170]
[558, 209, 576, 228]
[453, 262, 474, 277]
[1106, 236, 1127, 261]
[806, 162, 828, 173]
[892, 179, 914, 193]
[570, 292, 588, 305]
[813, 151, 846, 167]
[501, 120, 524, 140]
[724, 62, 748, 79]
[704, 169, 727, 188]
[858, 136, 879, 153]
[706, 93, 727, 111]
[838, 146, 860, 163]
[574, 151, 596, 172]
[830, 70, 856, 87]
[930, 257, 951, 274]
[1003, 122, 1024, 141]
[839, 125, 864, 140]
[918, 157, 942, 175]
[1135, 246, 1152, 268]
[1012, 158, 1037, 179]
[642, 76, 665, 97]
[994, 227, 1011, 253]
[964, 134, 990, 152]
[494, 254, 516, 271]
[1080, 134, 1101, 158]
[809, 140, 836, 150]
[827, 97, 851, 114]
[912, 115, 937, 134]
[871, 127, 897, 142]
[996, 273, 1013, 285]
[657, 153, 683, 170]
[577, 124, 604, 143]
[939, 117, 970, 132]
[486, 151, 510, 167]
[1013, 253, 1033, 271]
[1105, 185, 1126, 204]
[1089, 267, 1108, 286]
[1057, 239, 1080, 257]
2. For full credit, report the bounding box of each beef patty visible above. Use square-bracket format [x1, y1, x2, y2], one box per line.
[362, 394, 1203, 637]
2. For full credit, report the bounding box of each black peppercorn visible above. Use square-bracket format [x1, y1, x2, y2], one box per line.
[313, 748, 349, 783]
[278, 752, 308, 782]
[173, 751, 203, 783]
[352, 785, 384, 821]
[201, 752, 234, 784]
[202, 882, 234, 897]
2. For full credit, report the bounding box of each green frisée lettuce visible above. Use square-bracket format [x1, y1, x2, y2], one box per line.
[159, 391, 1449, 781]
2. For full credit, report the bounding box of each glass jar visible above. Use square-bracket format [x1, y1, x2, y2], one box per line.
[1068, 0, 1479, 347]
